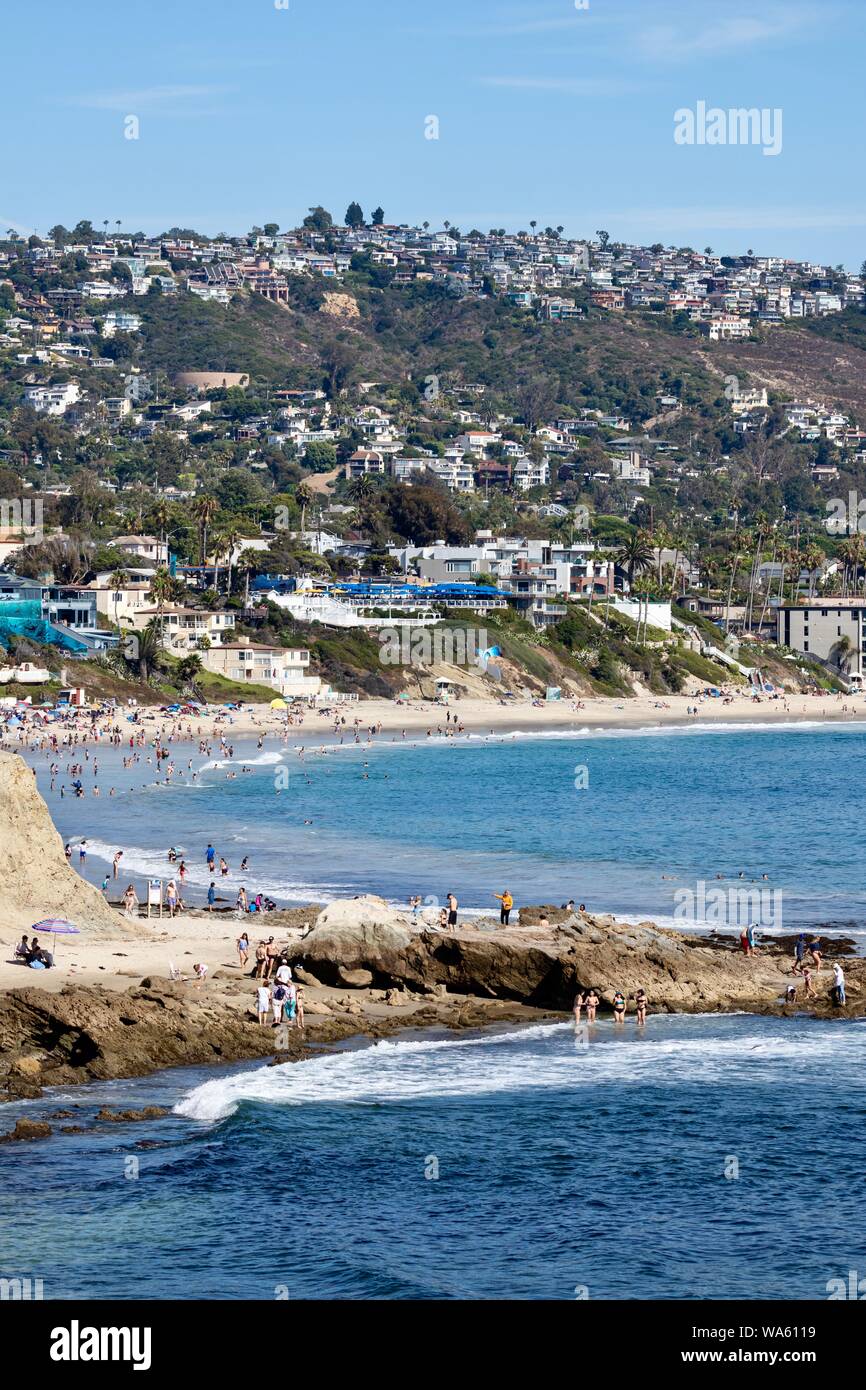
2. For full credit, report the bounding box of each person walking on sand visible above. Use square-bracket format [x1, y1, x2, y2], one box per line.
[493, 889, 513, 926]
[634, 988, 648, 1025]
[256, 983, 270, 1026]
[207, 881, 216, 912]
[237, 931, 249, 969]
[122, 884, 138, 918]
[612, 991, 627, 1024]
[166, 880, 178, 917]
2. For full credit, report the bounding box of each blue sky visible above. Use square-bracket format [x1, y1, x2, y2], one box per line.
[3, 0, 864, 265]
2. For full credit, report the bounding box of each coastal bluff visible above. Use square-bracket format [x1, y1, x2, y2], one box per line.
[0, 751, 133, 940]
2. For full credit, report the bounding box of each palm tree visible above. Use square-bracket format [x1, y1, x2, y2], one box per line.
[617, 530, 654, 588]
[235, 548, 262, 609]
[175, 653, 203, 693]
[193, 494, 218, 568]
[208, 529, 229, 592]
[135, 621, 162, 682]
[803, 542, 825, 599]
[109, 567, 129, 634]
[653, 522, 673, 585]
[723, 552, 741, 634]
[149, 499, 171, 557]
[148, 566, 175, 639]
[220, 525, 245, 595]
[295, 481, 313, 536]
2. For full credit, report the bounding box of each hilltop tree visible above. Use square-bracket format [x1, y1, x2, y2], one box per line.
[345, 202, 364, 229]
[303, 206, 333, 233]
[371, 206, 385, 226]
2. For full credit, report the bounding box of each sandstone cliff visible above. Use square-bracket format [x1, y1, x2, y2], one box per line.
[0, 751, 136, 940]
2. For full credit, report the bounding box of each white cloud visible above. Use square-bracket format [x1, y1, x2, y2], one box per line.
[637, 10, 814, 61]
[75, 85, 231, 113]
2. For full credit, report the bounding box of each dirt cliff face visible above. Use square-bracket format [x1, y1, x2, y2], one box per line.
[0, 752, 134, 941]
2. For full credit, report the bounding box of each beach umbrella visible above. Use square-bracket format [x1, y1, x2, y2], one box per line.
[30, 918, 80, 961]
[269, 698, 288, 709]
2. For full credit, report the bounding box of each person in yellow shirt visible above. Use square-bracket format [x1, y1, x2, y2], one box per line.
[493, 889, 514, 926]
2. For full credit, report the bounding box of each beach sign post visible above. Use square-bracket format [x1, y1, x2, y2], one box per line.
[147, 879, 164, 920]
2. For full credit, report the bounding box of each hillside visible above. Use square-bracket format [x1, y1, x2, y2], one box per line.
[133, 285, 866, 423]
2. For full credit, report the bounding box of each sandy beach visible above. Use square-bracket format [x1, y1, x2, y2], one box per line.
[3, 688, 865, 756]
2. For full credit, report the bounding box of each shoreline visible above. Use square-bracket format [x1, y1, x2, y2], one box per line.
[3, 689, 866, 755]
[2, 900, 862, 1117]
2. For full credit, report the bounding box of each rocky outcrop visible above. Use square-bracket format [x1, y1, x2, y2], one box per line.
[292, 897, 864, 1015]
[0, 751, 136, 940]
[297, 897, 414, 983]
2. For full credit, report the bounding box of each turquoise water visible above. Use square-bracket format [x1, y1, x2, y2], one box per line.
[27, 722, 866, 934]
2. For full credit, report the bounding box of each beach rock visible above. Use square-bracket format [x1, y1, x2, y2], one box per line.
[301, 999, 332, 1016]
[294, 898, 413, 985]
[0, 1118, 52, 1143]
[96, 1106, 170, 1123]
[337, 967, 374, 989]
[292, 967, 322, 987]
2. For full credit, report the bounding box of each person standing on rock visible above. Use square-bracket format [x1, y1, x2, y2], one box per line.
[446, 892, 458, 930]
[493, 889, 513, 926]
[832, 962, 846, 1006]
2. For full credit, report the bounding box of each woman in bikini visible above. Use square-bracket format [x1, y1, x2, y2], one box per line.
[634, 988, 648, 1025]
[612, 991, 627, 1024]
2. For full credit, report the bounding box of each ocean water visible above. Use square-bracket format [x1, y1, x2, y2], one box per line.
[1, 1013, 864, 1300]
[5, 723, 866, 1301]
[25, 721, 866, 935]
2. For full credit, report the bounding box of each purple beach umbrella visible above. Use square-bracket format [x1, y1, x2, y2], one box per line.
[31, 918, 80, 961]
